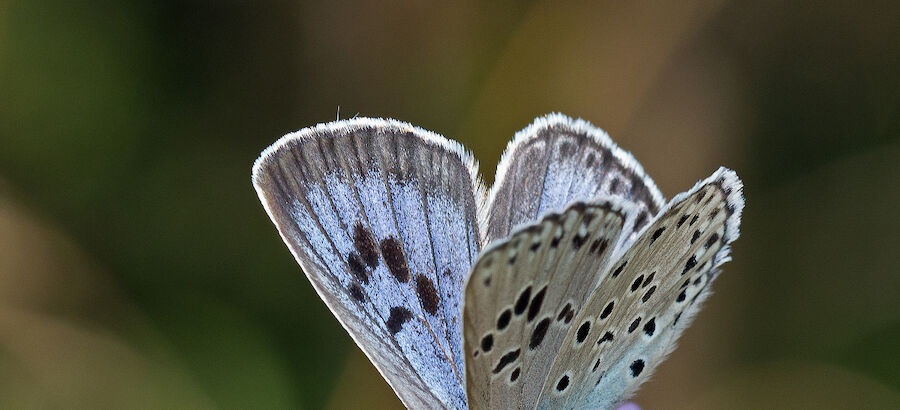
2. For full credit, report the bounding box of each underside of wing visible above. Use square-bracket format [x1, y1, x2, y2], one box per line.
[483, 114, 665, 246]
[463, 199, 636, 409]
[252, 118, 485, 409]
[537, 168, 744, 409]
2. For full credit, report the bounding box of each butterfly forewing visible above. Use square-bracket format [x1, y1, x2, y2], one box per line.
[252, 118, 484, 409]
[463, 200, 634, 409]
[537, 168, 744, 409]
[484, 114, 665, 245]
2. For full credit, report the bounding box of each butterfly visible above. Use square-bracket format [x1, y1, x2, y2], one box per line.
[251, 113, 744, 409]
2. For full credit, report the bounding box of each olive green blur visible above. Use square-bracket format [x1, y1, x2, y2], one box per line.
[0, 1, 897, 408]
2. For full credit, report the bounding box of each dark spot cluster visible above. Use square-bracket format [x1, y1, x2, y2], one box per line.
[353, 222, 380, 267]
[530, 318, 551, 349]
[415, 274, 439, 315]
[590, 238, 609, 254]
[492, 348, 521, 374]
[556, 303, 574, 323]
[386, 306, 412, 334]
[380, 237, 410, 282]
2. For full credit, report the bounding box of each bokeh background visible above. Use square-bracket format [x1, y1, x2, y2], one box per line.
[1, 0, 898, 408]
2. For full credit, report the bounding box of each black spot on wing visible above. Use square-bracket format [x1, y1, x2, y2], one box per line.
[630, 359, 645, 377]
[677, 214, 689, 228]
[705, 232, 720, 249]
[514, 286, 532, 315]
[527, 286, 547, 322]
[497, 309, 512, 330]
[628, 317, 641, 333]
[347, 252, 369, 284]
[643, 317, 656, 336]
[641, 286, 657, 303]
[353, 222, 380, 267]
[348, 283, 365, 302]
[415, 274, 439, 315]
[481, 334, 494, 352]
[590, 238, 609, 254]
[380, 237, 410, 283]
[631, 275, 644, 292]
[681, 255, 698, 275]
[492, 349, 521, 374]
[386, 306, 412, 334]
[691, 230, 701, 244]
[599, 301, 614, 320]
[576, 321, 591, 343]
[612, 261, 627, 278]
[510, 367, 520, 382]
[530, 318, 551, 349]
[556, 375, 569, 391]
[597, 331, 614, 345]
[649, 227, 665, 245]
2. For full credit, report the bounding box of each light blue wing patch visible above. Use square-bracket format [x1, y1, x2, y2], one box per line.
[253, 118, 485, 409]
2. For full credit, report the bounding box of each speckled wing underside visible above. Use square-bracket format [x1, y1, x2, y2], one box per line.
[483, 114, 665, 247]
[252, 118, 484, 409]
[464, 199, 635, 409]
[537, 168, 743, 409]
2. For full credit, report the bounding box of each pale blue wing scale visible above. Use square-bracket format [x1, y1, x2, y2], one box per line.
[253, 118, 486, 409]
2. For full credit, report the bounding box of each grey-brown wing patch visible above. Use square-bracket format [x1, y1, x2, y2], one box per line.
[463, 199, 634, 409]
[536, 168, 743, 409]
[252, 118, 484, 409]
[484, 114, 665, 246]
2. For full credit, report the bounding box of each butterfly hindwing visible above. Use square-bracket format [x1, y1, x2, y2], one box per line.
[536, 168, 744, 409]
[252, 118, 485, 409]
[463, 199, 635, 409]
[484, 114, 665, 245]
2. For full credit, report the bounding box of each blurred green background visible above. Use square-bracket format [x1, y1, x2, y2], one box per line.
[1, 0, 898, 408]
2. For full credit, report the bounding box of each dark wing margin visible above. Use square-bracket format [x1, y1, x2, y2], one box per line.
[483, 113, 666, 246]
[252, 118, 485, 409]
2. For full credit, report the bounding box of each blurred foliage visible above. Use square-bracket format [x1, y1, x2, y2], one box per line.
[0, 0, 898, 408]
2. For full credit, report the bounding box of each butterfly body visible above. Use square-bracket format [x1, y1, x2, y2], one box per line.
[252, 114, 743, 409]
